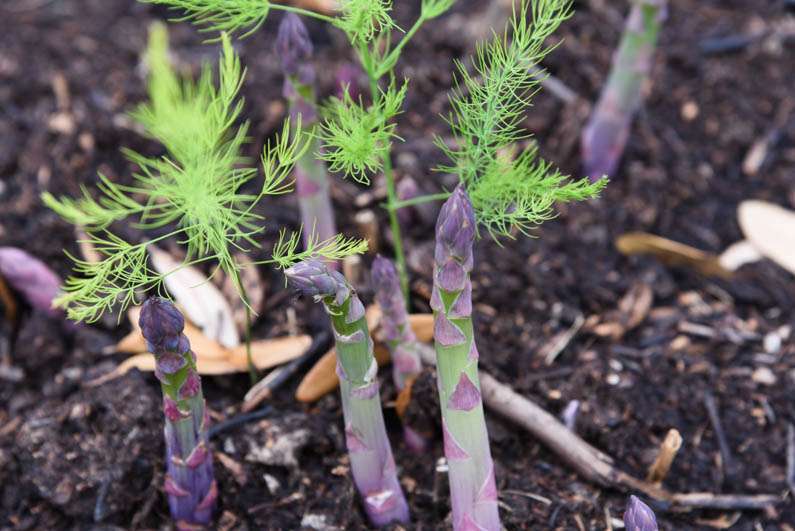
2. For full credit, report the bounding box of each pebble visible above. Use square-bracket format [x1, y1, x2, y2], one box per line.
[752, 366, 777, 386]
[763, 332, 781, 354]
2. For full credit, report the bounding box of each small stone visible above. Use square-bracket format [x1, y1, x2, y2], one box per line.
[763, 332, 782, 354]
[301, 513, 340, 530]
[752, 367, 777, 386]
[263, 473, 281, 493]
[681, 101, 699, 121]
[606, 373, 621, 386]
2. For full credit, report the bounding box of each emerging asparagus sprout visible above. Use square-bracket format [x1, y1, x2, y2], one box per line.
[284, 260, 410, 526]
[371, 256, 426, 452]
[624, 495, 659, 531]
[140, 297, 217, 529]
[277, 14, 339, 261]
[581, 0, 667, 180]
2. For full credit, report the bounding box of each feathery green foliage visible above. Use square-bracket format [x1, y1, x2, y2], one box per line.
[143, 0, 397, 45]
[336, 0, 395, 45]
[437, 0, 606, 238]
[143, 0, 273, 37]
[43, 25, 363, 322]
[270, 229, 369, 270]
[317, 81, 407, 184]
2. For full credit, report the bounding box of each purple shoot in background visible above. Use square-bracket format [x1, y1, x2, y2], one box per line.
[431, 187, 500, 530]
[139, 298, 216, 530]
[285, 260, 410, 526]
[581, 0, 667, 180]
[277, 14, 337, 263]
[371, 255, 426, 452]
[0, 246, 62, 318]
[624, 495, 659, 531]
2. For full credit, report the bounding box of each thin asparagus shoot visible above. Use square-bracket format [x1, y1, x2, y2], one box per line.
[285, 259, 409, 526]
[581, 0, 667, 180]
[371, 255, 426, 452]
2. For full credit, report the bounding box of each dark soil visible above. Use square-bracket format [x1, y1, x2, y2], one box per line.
[2, 0, 795, 529]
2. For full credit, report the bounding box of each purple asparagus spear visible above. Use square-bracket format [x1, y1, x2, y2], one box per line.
[624, 495, 659, 531]
[371, 255, 426, 452]
[431, 187, 500, 530]
[277, 14, 338, 262]
[285, 260, 410, 526]
[581, 0, 667, 180]
[140, 298, 216, 530]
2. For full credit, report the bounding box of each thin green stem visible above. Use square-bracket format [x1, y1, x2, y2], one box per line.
[232, 267, 257, 385]
[391, 191, 450, 209]
[269, 4, 336, 25]
[367, 74, 409, 303]
[375, 15, 427, 79]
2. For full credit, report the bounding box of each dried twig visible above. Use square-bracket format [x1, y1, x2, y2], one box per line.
[703, 391, 735, 483]
[417, 344, 779, 512]
[646, 429, 682, 485]
[243, 330, 332, 412]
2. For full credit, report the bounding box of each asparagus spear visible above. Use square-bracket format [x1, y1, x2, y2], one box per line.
[139, 298, 216, 530]
[581, 0, 667, 180]
[431, 187, 499, 530]
[624, 495, 659, 531]
[277, 14, 338, 258]
[371, 255, 426, 452]
[285, 260, 410, 526]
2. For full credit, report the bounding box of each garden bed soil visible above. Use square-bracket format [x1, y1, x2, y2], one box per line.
[2, 0, 795, 529]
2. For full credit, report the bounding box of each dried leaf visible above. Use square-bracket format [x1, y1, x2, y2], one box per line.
[147, 244, 239, 347]
[590, 282, 653, 340]
[214, 253, 265, 336]
[108, 321, 228, 361]
[0, 247, 62, 318]
[227, 335, 311, 369]
[718, 239, 763, 271]
[296, 311, 433, 403]
[616, 232, 732, 278]
[738, 200, 795, 276]
[89, 334, 310, 385]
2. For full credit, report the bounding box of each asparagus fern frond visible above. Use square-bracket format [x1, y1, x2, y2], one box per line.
[317, 81, 407, 184]
[437, 0, 606, 238]
[43, 25, 363, 321]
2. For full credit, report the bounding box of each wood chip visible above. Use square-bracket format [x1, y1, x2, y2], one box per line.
[616, 232, 732, 278]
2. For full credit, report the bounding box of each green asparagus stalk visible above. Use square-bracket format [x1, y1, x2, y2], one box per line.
[285, 260, 409, 526]
[431, 186, 499, 530]
[139, 297, 217, 530]
[371, 255, 426, 452]
[277, 14, 338, 258]
[581, 0, 667, 180]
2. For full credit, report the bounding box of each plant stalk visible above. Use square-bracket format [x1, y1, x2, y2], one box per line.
[431, 187, 499, 530]
[581, 0, 667, 180]
[367, 75, 409, 302]
[140, 297, 217, 530]
[284, 260, 410, 526]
